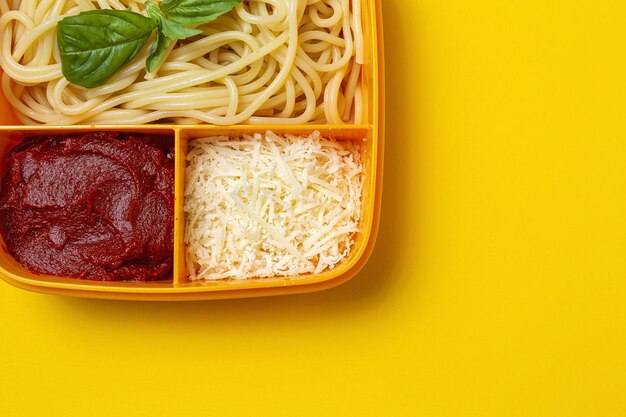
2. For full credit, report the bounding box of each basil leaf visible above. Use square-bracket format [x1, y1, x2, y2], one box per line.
[159, 0, 241, 25]
[147, 2, 202, 39]
[58, 10, 157, 88]
[145, 1, 163, 20]
[145, 1, 201, 72]
[146, 27, 171, 73]
[160, 17, 203, 39]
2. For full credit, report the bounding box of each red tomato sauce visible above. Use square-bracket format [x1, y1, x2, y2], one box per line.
[0, 132, 174, 281]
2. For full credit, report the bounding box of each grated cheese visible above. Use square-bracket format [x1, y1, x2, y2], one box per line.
[184, 130, 363, 280]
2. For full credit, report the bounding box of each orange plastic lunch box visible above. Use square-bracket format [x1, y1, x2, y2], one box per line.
[0, 0, 384, 300]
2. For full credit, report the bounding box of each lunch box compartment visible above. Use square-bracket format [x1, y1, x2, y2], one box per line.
[174, 125, 375, 289]
[0, 127, 177, 291]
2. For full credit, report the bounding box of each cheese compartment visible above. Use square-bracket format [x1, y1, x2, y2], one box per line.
[173, 125, 378, 294]
[0, 126, 177, 295]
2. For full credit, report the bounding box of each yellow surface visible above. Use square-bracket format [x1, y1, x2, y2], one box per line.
[1, 0, 626, 415]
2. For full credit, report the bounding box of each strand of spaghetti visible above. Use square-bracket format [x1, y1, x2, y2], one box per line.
[235, 0, 286, 26]
[74, 0, 96, 11]
[15, 0, 31, 45]
[33, 0, 56, 25]
[299, 30, 346, 51]
[127, 32, 288, 93]
[254, 28, 323, 95]
[352, 0, 364, 64]
[167, 31, 262, 66]
[249, 44, 318, 123]
[49, 78, 101, 115]
[222, 76, 239, 117]
[0, 13, 62, 82]
[353, 83, 363, 123]
[12, 17, 58, 64]
[122, 39, 275, 109]
[2, 72, 53, 121]
[248, 62, 317, 123]
[342, 61, 361, 121]
[296, 0, 353, 73]
[308, 0, 342, 27]
[277, 76, 295, 117]
[120, 68, 313, 113]
[190, 53, 267, 86]
[323, 57, 348, 123]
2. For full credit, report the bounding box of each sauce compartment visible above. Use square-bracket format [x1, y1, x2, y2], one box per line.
[0, 126, 178, 297]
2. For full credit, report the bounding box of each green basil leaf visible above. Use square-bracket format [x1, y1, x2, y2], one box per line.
[144, 1, 201, 72]
[147, 2, 202, 39]
[159, 0, 179, 10]
[145, 1, 163, 20]
[160, 17, 203, 39]
[146, 27, 171, 73]
[57, 10, 157, 88]
[159, 0, 242, 25]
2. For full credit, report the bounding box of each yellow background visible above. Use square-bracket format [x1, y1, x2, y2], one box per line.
[2, 1, 626, 415]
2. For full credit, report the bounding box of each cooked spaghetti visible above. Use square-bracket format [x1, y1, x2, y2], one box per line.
[0, 0, 364, 125]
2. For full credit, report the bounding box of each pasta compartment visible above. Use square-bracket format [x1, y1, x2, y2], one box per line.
[0, 0, 372, 126]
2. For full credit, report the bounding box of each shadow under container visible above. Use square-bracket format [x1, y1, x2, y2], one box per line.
[0, 0, 385, 300]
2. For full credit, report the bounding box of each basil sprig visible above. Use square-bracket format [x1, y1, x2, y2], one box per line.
[159, 0, 242, 25]
[144, 1, 203, 73]
[57, 0, 242, 88]
[57, 10, 155, 88]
